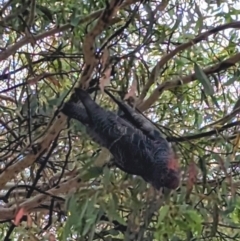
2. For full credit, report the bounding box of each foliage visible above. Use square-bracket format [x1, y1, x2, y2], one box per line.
[0, 0, 240, 240]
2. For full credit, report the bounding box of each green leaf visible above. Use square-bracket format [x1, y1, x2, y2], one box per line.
[184, 209, 202, 233]
[210, 95, 221, 109]
[110, 211, 126, 225]
[194, 63, 214, 95]
[81, 166, 103, 181]
[158, 205, 170, 223]
[79, 199, 89, 222]
[233, 97, 240, 111]
[82, 219, 94, 236]
[102, 165, 112, 187]
[222, 203, 235, 216]
[224, 75, 239, 86]
[171, 235, 181, 241]
[70, 9, 81, 27]
[37, 5, 54, 22]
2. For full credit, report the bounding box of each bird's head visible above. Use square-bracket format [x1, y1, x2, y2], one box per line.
[150, 154, 181, 190]
[164, 154, 181, 189]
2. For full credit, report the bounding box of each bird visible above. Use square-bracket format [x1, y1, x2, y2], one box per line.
[104, 89, 165, 141]
[61, 88, 180, 190]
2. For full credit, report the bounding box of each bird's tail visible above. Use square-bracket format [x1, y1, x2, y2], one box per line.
[75, 88, 103, 121]
[61, 102, 89, 124]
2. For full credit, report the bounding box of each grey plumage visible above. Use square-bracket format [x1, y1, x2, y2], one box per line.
[105, 89, 164, 141]
[61, 89, 180, 190]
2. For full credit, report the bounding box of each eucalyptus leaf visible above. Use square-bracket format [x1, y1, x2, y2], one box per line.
[194, 63, 214, 95]
[158, 205, 170, 223]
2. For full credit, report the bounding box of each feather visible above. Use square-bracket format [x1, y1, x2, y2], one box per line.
[104, 89, 164, 141]
[61, 89, 180, 190]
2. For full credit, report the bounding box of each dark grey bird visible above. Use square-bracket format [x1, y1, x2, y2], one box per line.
[61, 89, 180, 190]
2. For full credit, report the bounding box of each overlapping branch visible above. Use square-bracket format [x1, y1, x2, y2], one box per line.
[138, 51, 240, 111]
[0, 174, 81, 221]
[0, 0, 140, 61]
[138, 21, 240, 109]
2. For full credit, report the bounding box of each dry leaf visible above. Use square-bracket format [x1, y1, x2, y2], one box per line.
[13, 207, 27, 226]
[101, 48, 110, 70]
[27, 74, 46, 85]
[124, 77, 138, 100]
[46, 76, 61, 88]
[48, 233, 56, 241]
[0, 94, 15, 103]
[154, 0, 168, 12]
[216, 155, 235, 195]
[99, 66, 112, 92]
[27, 214, 32, 228]
[95, 147, 111, 167]
[186, 161, 198, 193]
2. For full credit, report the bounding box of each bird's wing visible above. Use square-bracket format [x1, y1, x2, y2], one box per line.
[105, 90, 164, 141]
